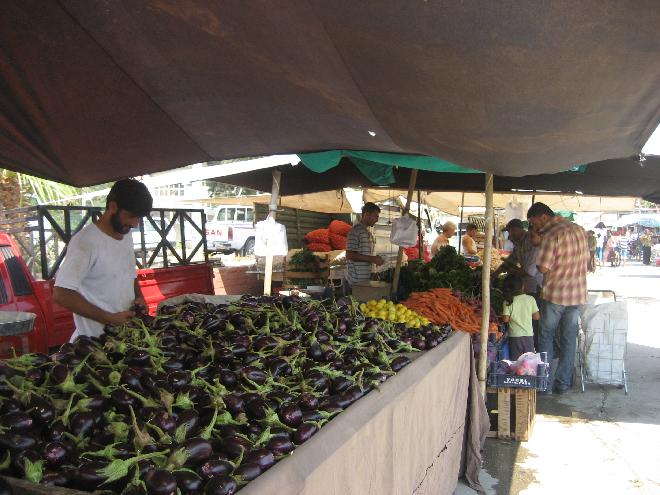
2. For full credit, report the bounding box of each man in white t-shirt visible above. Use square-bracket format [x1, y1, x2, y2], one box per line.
[54, 179, 153, 340]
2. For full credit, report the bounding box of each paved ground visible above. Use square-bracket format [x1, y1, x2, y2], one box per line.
[456, 260, 660, 495]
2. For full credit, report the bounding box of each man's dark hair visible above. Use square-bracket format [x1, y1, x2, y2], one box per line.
[106, 178, 153, 217]
[527, 202, 555, 219]
[362, 202, 380, 215]
[466, 223, 478, 231]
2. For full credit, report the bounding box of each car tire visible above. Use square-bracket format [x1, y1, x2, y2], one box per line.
[242, 237, 255, 256]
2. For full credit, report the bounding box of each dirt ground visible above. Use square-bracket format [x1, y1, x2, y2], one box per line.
[456, 260, 660, 495]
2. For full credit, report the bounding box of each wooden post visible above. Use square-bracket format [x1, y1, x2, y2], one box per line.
[263, 170, 281, 296]
[479, 173, 494, 397]
[458, 192, 465, 255]
[417, 190, 423, 259]
[392, 169, 418, 297]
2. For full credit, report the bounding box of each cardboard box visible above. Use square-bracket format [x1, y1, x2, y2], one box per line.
[351, 281, 392, 302]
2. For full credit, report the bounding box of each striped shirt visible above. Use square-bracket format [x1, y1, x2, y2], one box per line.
[618, 235, 630, 250]
[536, 216, 588, 306]
[346, 223, 374, 284]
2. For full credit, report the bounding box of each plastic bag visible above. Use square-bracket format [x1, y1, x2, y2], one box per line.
[390, 215, 418, 247]
[510, 352, 543, 376]
[254, 219, 288, 256]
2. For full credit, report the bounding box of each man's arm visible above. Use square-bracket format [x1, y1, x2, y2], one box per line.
[53, 287, 135, 326]
[133, 279, 146, 307]
[346, 250, 384, 266]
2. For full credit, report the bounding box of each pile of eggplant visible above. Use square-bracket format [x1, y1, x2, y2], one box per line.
[0, 295, 452, 495]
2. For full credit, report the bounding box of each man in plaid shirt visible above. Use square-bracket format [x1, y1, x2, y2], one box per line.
[527, 203, 588, 394]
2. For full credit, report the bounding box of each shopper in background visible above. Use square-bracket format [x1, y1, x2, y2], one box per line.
[641, 229, 653, 265]
[618, 229, 630, 266]
[527, 202, 588, 394]
[345, 202, 384, 292]
[495, 219, 543, 348]
[462, 223, 479, 256]
[501, 275, 540, 361]
[431, 221, 457, 256]
[587, 230, 598, 272]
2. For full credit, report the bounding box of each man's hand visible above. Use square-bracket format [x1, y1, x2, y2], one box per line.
[105, 310, 136, 327]
[372, 255, 385, 266]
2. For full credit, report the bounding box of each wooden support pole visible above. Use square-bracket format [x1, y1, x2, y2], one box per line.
[392, 168, 418, 297]
[417, 190, 423, 259]
[479, 173, 494, 397]
[263, 170, 281, 296]
[458, 192, 465, 255]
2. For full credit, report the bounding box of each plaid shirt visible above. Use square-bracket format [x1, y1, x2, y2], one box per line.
[536, 216, 588, 306]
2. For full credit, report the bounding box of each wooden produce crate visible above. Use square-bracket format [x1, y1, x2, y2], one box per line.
[351, 281, 391, 302]
[486, 387, 537, 441]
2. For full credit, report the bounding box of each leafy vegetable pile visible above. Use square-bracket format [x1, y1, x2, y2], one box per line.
[394, 246, 504, 315]
[0, 295, 451, 494]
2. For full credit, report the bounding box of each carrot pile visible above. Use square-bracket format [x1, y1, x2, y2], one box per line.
[402, 288, 482, 333]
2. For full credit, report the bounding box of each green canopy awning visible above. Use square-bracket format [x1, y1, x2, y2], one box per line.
[298, 150, 480, 185]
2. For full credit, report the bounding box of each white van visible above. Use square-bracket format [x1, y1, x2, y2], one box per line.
[205, 205, 256, 255]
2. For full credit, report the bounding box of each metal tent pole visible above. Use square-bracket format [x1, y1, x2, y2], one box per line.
[458, 192, 465, 255]
[417, 190, 423, 260]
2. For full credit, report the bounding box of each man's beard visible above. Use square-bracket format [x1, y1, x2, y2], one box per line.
[110, 211, 132, 235]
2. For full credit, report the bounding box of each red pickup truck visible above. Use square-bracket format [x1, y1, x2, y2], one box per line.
[0, 231, 214, 357]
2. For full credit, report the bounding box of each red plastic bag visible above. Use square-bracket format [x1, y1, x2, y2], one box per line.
[304, 228, 330, 244]
[329, 233, 347, 250]
[307, 242, 332, 252]
[328, 220, 352, 236]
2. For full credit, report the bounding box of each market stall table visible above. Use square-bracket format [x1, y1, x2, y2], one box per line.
[238, 331, 486, 495]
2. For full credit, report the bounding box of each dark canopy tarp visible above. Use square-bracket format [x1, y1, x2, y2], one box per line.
[2, 1, 660, 186]
[214, 155, 660, 204]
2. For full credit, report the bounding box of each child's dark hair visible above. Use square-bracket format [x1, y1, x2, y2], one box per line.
[502, 275, 523, 305]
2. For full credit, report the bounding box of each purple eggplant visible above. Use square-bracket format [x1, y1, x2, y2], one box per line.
[233, 462, 261, 481]
[163, 359, 185, 372]
[166, 438, 213, 469]
[268, 358, 292, 377]
[46, 420, 66, 442]
[277, 404, 302, 428]
[74, 460, 108, 490]
[70, 411, 99, 438]
[168, 370, 191, 391]
[266, 437, 295, 456]
[111, 388, 136, 413]
[176, 409, 200, 437]
[121, 368, 145, 392]
[0, 412, 33, 431]
[145, 468, 178, 495]
[331, 376, 353, 394]
[198, 459, 233, 480]
[0, 431, 37, 450]
[0, 399, 20, 415]
[298, 393, 319, 411]
[222, 395, 245, 416]
[203, 475, 238, 495]
[28, 401, 55, 425]
[253, 335, 277, 352]
[220, 435, 252, 458]
[174, 470, 204, 494]
[150, 410, 177, 435]
[43, 441, 68, 467]
[292, 422, 318, 445]
[245, 398, 268, 421]
[390, 355, 412, 372]
[124, 348, 150, 367]
[217, 369, 238, 389]
[244, 448, 275, 471]
[41, 469, 70, 486]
